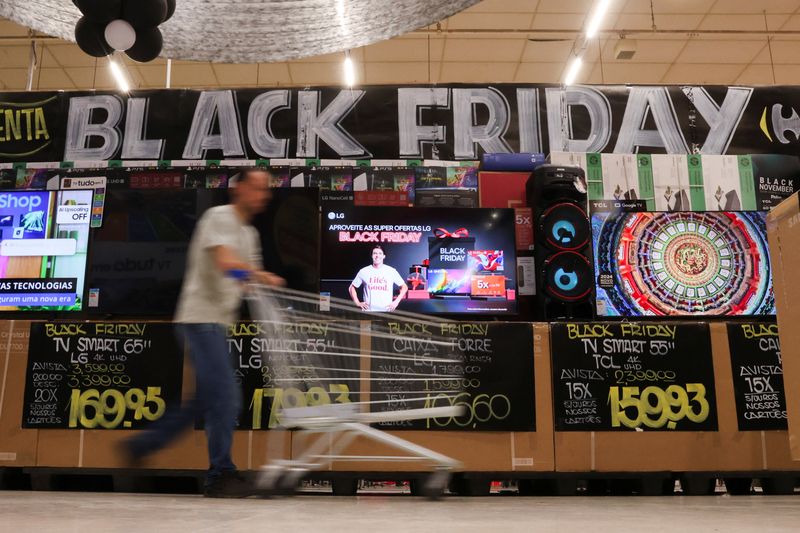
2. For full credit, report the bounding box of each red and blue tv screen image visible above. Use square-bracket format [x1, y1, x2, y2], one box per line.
[592, 204, 774, 317]
[0, 189, 92, 311]
[320, 206, 517, 315]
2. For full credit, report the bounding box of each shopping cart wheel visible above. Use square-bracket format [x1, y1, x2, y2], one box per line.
[255, 469, 299, 498]
[418, 471, 450, 500]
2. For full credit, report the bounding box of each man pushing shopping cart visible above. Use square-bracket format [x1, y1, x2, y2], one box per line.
[123, 167, 464, 499]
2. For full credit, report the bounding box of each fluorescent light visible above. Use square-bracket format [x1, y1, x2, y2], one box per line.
[108, 59, 130, 92]
[585, 0, 612, 39]
[343, 52, 355, 87]
[564, 56, 583, 85]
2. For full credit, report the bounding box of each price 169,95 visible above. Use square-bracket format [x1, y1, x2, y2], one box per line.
[68, 387, 166, 429]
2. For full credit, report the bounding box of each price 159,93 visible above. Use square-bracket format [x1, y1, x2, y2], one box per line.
[251, 384, 351, 429]
[608, 383, 709, 430]
[68, 387, 166, 429]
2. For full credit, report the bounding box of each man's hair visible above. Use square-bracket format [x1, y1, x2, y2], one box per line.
[372, 245, 385, 254]
[238, 167, 270, 185]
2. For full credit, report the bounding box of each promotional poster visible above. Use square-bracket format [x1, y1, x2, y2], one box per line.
[320, 206, 517, 315]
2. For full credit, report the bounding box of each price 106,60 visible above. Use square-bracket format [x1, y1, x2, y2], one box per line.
[423, 393, 511, 429]
[68, 387, 166, 429]
[251, 384, 351, 429]
[608, 383, 709, 430]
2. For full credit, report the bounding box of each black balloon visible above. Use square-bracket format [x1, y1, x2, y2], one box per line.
[122, 0, 168, 28]
[74, 0, 122, 24]
[165, 0, 176, 21]
[74, 16, 113, 57]
[126, 26, 163, 62]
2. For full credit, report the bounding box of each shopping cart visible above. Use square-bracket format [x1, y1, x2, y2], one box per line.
[243, 283, 467, 498]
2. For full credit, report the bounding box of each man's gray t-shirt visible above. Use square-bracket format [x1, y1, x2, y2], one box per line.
[175, 205, 263, 325]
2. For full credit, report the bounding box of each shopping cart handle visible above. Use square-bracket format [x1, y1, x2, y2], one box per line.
[227, 269, 251, 281]
[282, 403, 360, 421]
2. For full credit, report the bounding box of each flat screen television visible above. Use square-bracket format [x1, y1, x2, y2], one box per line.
[0, 189, 93, 311]
[591, 203, 774, 317]
[88, 187, 319, 316]
[320, 206, 517, 315]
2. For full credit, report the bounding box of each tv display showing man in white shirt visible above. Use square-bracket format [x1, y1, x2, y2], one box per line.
[349, 245, 408, 312]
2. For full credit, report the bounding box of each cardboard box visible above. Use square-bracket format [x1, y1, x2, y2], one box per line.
[0, 321, 38, 467]
[33, 330, 291, 471]
[554, 323, 797, 472]
[767, 193, 800, 461]
[74, 429, 291, 471]
[291, 323, 554, 473]
[478, 171, 530, 209]
[478, 172, 535, 252]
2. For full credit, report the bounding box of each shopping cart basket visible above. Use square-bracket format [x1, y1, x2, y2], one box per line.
[243, 284, 467, 498]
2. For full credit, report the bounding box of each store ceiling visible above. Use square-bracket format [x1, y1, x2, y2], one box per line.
[1, 0, 800, 90]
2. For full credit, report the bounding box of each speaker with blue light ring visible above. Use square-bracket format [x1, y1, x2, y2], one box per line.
[539, 202, 590, 251]
[542, 251, 593, 301]
[526, 164, 593, 320]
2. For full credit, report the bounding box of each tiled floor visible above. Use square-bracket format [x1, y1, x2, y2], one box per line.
[1, 491, 800, 532]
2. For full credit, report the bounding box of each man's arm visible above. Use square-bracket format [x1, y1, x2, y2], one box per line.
[349, 284, 369, 311]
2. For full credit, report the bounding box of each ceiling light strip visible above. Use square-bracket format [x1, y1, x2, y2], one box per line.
[563, 0, 613, 85]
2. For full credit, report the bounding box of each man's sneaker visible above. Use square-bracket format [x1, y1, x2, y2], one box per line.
[204, 471, 254, 498]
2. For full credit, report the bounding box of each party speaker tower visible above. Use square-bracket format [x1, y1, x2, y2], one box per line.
[526, 164, 593, 320]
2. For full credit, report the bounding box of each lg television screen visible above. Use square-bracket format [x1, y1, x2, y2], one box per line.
[87, 188, 225, 316]
[320, 206, 517, 315]
[0, 189, 93, 311]
[592, 203, 774, 317]
[88, 187, 319, 316]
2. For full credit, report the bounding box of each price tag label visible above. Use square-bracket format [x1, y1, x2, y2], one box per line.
[369, 322, 536, 431]
[226, 321, 361, 430]
[23, 322, 183, 429]
[551, 322, 718, 431]
[728, 323, 787, 430]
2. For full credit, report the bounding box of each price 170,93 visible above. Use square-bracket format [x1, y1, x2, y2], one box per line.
[251, 384, 351, 429]
[68, 387, 166, 429]
[608, 383, 709, 430]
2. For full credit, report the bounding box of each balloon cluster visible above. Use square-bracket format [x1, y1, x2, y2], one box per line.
[73, 0, 175, 62]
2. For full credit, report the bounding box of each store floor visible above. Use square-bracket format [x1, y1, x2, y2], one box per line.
[1, 491, 799, 532]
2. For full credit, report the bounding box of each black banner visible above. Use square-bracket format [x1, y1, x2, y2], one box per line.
[227, 321, 361, 430]
[551, 322, 718, 432]
[3, 85, 800, 163]
[727, 323, 787, 431]
[369, 321, 535, 431]
[22, 322, 183, 429]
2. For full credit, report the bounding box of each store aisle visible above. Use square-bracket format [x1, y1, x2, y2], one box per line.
[1, 491, 799, 532]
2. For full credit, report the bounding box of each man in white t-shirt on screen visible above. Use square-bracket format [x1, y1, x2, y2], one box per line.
[349, 245, 408, 312]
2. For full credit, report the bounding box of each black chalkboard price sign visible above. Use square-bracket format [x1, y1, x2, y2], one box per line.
[551, 322, 718, 432]
[727, 322, 787, 431]
[369, 321, 536, 431]
[227, 321, 361, 430]
[23, 322, 183, 429]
